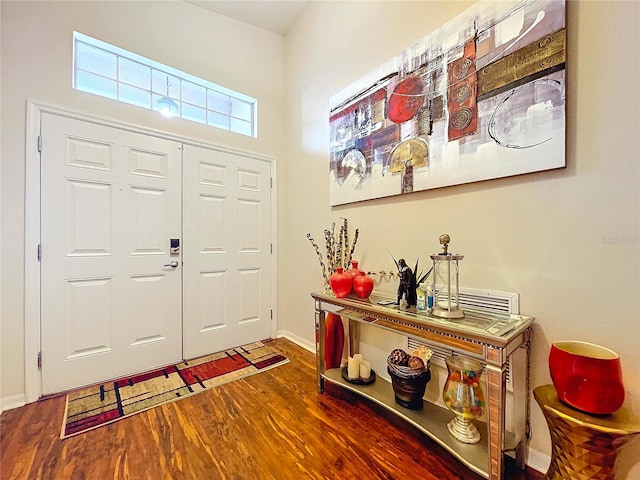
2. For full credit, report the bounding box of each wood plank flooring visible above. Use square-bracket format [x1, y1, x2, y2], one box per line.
[1, 338, 543, 479]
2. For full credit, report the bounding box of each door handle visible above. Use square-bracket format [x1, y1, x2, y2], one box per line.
[164, 261, 179, 268]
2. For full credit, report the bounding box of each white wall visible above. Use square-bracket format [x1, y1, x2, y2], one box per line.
[2, 0, 639, 476]
[0, 0, 285, 402]
[280, 0, 639, 476]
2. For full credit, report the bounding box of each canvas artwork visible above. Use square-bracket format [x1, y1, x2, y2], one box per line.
[329, 0, 566, 206]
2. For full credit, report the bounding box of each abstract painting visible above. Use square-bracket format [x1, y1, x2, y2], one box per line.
[329, 0, 566, 206]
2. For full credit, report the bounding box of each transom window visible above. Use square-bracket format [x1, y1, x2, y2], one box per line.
[73, 32, 257, 137]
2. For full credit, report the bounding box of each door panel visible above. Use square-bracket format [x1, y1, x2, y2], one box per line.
[40, 113, 182, 394]
[182, 145, 271, 359]
[39, 113, 272, 394]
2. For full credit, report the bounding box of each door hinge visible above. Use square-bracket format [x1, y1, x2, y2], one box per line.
[270, 309, 273, 320]
[37, 352, 42, 370]
[270, 177, 273, 188]
[270, 243, 273, 254]
[37, 244, 42, 261]
[37, 135, 42, 153]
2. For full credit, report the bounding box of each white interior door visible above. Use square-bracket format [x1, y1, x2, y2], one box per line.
[182, 145, 272, 359]
[40, 113, 183, 394]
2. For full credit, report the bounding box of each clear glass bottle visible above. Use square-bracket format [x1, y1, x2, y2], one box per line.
[416, 283, 426, 310]
[426, 284, 434, 309]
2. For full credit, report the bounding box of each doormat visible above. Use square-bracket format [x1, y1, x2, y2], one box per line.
[60, 341, 289, 438]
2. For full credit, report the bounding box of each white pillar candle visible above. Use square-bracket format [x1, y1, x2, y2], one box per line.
[353, 353, 363, 363]
[347, 356, 360, 379]
[360, 360, 371, 380]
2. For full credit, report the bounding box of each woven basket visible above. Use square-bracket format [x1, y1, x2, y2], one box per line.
[387, 359, 430, 379]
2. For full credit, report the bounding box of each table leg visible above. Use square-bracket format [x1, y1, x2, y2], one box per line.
[315, 307, 325, 393]
[486, 355, 507, 480]
[510, 333, 532, 469]
[348, 318, 359, 358]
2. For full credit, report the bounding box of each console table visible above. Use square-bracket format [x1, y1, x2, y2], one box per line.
[312, 290, 535, 480]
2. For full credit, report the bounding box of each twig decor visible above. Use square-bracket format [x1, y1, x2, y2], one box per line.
[307, 218, 359, 288]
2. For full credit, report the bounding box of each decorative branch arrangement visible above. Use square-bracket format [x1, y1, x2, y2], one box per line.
[307, 218, 359, 288]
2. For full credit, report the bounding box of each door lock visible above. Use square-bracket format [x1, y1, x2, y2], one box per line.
[170, 238, 180, 254]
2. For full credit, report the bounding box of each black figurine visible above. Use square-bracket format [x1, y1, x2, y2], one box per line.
[396, 259, 417, 307]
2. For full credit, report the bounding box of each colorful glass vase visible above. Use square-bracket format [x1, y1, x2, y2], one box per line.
[443, 355, 485, 444]
[329, 267, 352, 298]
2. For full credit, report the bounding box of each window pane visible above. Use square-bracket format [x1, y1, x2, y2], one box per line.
[182, 81, 206, 106]
[76, 42, 117, 79]
[230, 118, 253, 137]
[73, 32, 257, 137]
[151, 93, 180, 115]
[119, 58, 150, 89]
[152, 70, 180, 98]
[230, 98, 253, 122]
[208, 90, 230, 115]
[119, 84, 151, 108]
[208, 111, 230, 130]
[182, 103, 206, 124]
[76, 70, 117, 99]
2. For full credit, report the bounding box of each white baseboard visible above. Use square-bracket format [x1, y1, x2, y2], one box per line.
[1, 393, 26, 413]
[526, 447, 550, 475]
[277, 330, 315, 353]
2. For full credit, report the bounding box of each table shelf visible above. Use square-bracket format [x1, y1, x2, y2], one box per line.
[323, 368, 517, 478]
[312, 290, 534, 480]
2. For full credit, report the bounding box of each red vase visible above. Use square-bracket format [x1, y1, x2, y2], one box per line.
[325, 313, 344, 369]
[330, 267, 352, 298]
[353, 274, 374, 298]
[549, 341, 625, 415]
[346, 260, 365, 283]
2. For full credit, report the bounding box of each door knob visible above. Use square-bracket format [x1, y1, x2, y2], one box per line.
[164, 261, 179, 268]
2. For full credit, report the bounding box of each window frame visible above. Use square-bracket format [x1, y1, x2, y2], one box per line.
[72, 32, 258, 138]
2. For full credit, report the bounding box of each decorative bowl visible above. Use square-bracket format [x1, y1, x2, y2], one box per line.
[387, 359, 431, 410]
[549, 341, 625, 415]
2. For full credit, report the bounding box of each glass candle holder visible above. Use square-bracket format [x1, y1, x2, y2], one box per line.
[443, 355, 485, 444]
[430, 234, 464, 319]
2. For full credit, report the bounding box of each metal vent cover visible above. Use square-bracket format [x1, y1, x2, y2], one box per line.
[407, 286, 519, 385]
[433, 285, 520, 315]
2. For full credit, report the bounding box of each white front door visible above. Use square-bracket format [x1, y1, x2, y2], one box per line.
[182, 145, 272, 359]
[40, 113, 183, 394]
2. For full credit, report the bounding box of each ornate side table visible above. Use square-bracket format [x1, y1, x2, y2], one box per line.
[534, 385, 640, 480]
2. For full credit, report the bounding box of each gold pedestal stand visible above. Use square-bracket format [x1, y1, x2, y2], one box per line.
[534, 385, 640, 480]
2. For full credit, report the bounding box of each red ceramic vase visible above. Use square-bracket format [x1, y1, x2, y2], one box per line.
[330, 267, 352, 298]
[549, 341, 625, 415]
[346, 260, 365, 283]
[325, 313, 344, 369]
[353, 274, 374, 299]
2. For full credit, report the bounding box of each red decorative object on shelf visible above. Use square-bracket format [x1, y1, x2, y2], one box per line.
[549, 340, 625, 415]
[325, 313, 344, 369]
[330, 267, 352, 298]
[346, 260, 365, 282]
[353, 274, 374, 298]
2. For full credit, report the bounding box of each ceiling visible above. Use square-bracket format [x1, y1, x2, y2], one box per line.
[183, 1, 313, 36]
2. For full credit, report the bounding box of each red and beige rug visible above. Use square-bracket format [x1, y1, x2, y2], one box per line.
[61, 341, 289, 438]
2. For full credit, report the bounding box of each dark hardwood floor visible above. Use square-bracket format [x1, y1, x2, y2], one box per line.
[1, 338, 542, 479]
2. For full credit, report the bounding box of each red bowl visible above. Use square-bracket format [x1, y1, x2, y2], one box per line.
[549, 341, 625, 415]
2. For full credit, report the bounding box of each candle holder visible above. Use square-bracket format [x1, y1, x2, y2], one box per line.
[430, 233, 464, 319]
[443, 355, 485, 444]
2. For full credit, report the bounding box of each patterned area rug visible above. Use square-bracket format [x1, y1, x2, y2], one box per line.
[61, 341, 288, 438]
